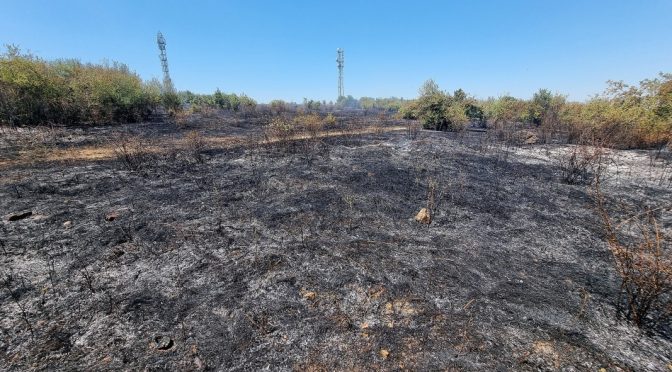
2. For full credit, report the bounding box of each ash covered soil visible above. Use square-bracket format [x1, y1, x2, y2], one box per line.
[1, 119, 671, 371]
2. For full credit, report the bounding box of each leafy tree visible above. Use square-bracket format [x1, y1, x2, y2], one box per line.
[453, 88, 467, 102]
[528, 88, 565, 126]
[465, 103, 485, 126]
[410, 80, 467, 131]
[419, 79, 441, 97]
[484, 95, 528, 125]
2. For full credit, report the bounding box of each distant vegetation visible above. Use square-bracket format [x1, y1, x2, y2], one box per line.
[0, 45, 164, 126]
[178, 89, 257, 114]
[1, 45, 670, 149]
[400, 76, 672, 149]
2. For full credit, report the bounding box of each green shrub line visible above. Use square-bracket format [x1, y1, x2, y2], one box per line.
[1, 45, 670, 150]
[0, 45, 165, 126]
[399, 77, 672, 149]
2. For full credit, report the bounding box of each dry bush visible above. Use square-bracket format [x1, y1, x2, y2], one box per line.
[406, 120, 421, 140]
[294, 113, 324, 139]
[370, 120, 384, 135]
[185, 130, 206, 163]
[425, 177, 439, 225]
[325, 113, 337, 127]
[263, 116, 294, 146]
[113, 135, 154, 171]
[595, 182, 672, 328]
[262, 114, 331, 156]
[173, 110, 192, 128]
[558, 145, 608, 185]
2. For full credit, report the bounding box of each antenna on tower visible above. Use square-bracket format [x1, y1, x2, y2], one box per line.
[336, 48, 344, 99]
[157, 32, 174, 93]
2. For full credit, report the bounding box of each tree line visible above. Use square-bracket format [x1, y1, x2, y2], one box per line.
[401, 77, 671, 148]
[0, 45, 166, 126]
[1, 45, 670, 149]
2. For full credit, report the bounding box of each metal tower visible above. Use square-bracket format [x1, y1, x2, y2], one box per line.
[157, 32, 174, 92]
[336, 48, 344, 99]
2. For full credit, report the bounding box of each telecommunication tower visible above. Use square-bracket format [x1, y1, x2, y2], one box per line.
[336, 48, 344, 99]
[157, 32, 174, 92]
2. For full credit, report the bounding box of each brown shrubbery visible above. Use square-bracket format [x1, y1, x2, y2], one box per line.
[113, 135, 155, 171]
[595, 181, 672, 328]
[263, 113, 327, 146]
[487, 76, 672, 149]
[558, 145, 608, 185]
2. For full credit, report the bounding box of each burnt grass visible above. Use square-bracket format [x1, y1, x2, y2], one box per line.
[1, 117, 671, 371]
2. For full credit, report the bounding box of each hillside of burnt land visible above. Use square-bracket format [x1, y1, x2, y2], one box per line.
[1, 117, 671, 371]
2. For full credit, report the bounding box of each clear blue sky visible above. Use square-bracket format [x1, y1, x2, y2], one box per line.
[1, 0, 671, 103]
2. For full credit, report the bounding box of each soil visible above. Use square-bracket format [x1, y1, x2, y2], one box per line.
[1, 114, 671, 371]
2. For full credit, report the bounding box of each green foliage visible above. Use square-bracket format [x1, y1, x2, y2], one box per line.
[453, 88, 467, 102]
[464, 103, 485, 126]
[0, 45, 162, 125]
[405, 79, 468, 131]
[162, 91, 181, 114]
[527, 88, 566, 127]
[238, 94, 257, 114]
[573, 76, 672, 148]
[213, 88, 241, 111]
[359, 96, 406, 112]
[483, 95, 528, 125]
[303, 98, 321, 111]
[179, 89, 255, 114]
[336, 95, 360, 109]
[270, 99, 287, 115]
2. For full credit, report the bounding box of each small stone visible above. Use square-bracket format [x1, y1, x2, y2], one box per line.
[379, 349, 390, 360]
[414, 208, 431, 224]
[301, 290, 316, 301]
[105, 212, 118, 222]
[63, 221, 72, 228]
[194, 356, 204, 369]
[154, 335, 174, 350]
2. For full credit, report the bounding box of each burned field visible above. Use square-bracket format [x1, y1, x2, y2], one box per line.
[1, 117, 671, 371]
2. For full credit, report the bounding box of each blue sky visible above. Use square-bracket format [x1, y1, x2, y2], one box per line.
[1, 0, 671, 103]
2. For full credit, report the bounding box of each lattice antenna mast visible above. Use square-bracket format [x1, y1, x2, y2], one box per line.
[157, 32, 174, 93]
[336, 48, 344, 99]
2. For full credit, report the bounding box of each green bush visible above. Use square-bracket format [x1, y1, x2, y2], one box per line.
[406, 80, 468, 131]
[0, 45, 162, 126]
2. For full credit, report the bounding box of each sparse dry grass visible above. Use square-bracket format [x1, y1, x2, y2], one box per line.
[113, 135, 155, 171]
[595, 177, 672, 328]
[559, 144, 608, 185]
